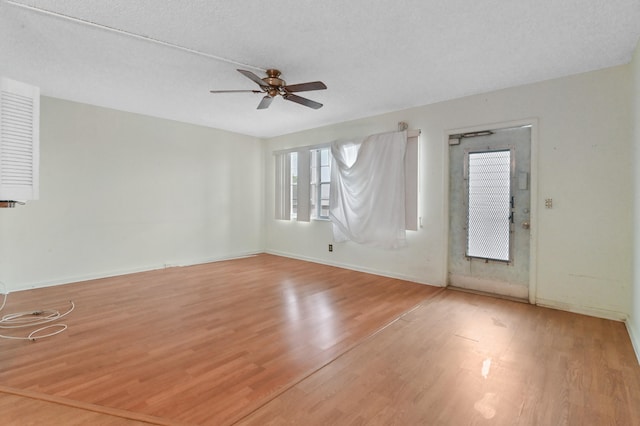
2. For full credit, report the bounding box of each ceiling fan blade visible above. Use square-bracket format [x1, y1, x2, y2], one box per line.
[257, 96, 273, 109]
[283, 94, 323, 109]
[209, 89, 262, 93]
[237, 69, 269, 88]
[283, 81, 327, 93]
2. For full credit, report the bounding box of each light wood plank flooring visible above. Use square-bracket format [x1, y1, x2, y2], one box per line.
[240, 289, 640, 425]
[0, 254, 439, 425]
[2, 254, 639, 425]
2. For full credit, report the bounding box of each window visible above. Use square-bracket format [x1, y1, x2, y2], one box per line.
[310, 147, 331, 220]
[275, 146, 329, 222]
[274, 130, 418, 228]
[465, 149, 512, 261]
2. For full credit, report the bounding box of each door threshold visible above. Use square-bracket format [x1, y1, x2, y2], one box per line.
[447, 285, 529, 304]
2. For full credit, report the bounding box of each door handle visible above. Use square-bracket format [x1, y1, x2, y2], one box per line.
[522, 220, 530, 230]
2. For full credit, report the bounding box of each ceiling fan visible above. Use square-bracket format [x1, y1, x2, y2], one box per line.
[210, 69, 327, 110]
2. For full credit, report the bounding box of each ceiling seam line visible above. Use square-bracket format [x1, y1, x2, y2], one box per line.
[3, 0, 266, 72]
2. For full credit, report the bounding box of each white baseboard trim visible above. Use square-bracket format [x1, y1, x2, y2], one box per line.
[11, 249, 635, 365]
[6, 251, 262, 293]
[535, 297, 627, 322]
[626, 319, 640, 365]
[265, 249, 442, 287]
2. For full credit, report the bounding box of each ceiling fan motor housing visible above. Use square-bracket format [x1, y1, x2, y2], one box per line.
[263, 69, 286, 89]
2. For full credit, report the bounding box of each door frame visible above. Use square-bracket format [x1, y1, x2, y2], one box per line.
[443, 118, 539, 304]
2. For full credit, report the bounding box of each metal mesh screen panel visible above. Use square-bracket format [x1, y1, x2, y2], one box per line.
[467, 150, 511, 261]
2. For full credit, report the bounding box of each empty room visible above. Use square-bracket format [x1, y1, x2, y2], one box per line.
[1, 1, 640, 425]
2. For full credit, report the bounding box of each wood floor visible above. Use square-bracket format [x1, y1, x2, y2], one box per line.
[1, 254, 639, 425]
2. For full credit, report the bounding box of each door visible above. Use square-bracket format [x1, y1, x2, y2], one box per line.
[448, 126, 531, 299]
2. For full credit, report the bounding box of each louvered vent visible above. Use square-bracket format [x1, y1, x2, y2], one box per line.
[0, 78, 39, 202]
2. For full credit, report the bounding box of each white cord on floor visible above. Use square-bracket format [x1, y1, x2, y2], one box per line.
[0, 281, 75, 341]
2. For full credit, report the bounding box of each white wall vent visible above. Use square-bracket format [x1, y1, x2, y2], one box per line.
[0, 77, 40, 203]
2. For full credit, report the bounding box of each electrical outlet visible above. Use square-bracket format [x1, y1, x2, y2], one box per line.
[328, 244, 333, 252]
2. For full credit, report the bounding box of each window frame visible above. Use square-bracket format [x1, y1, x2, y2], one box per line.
[310, 146, 332, 221]
[274, 130, 419, 228]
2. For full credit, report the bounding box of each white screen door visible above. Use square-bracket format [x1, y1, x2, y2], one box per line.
[448, 126, 531, 299]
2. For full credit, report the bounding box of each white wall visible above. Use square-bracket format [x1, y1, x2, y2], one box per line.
[0, 66, 633, 325]
[0, 97, 264, 292]
[630, 39, 640, 360]
[265, 65, 632, 320]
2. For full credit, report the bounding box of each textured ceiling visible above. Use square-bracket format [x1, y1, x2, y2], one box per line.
[1, 0, 639, 138]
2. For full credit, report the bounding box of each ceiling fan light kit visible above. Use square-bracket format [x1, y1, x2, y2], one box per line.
[210, 69, 327, 110]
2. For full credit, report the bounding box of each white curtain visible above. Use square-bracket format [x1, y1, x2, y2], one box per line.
[329, 130, 408, 249]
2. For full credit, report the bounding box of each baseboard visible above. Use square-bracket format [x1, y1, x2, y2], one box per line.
[625, 319, 640, 365]
[535, 297, 627, 322]
[6, 251, 263, 293]
[265, 249, 442, 287]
